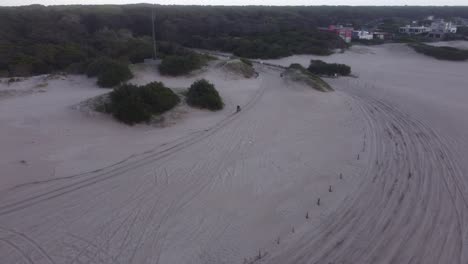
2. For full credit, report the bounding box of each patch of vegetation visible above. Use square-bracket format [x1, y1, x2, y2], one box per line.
[186, 79, 224, 111]
[240, 58, 253, 67]
[86, 57, 133, 88]
[308, 60, 351, 76]
[145, 42, 212, 76]
[2, 5, 468, 75]
[108, 82, 180, 125]
[284, 63, 333, 92]
[199, 31, 340, 59]
[457, 26, 468, 38]
[159, 54, 201, 76]
[409, 43, 468, 61]
[139, 82, 181, 114]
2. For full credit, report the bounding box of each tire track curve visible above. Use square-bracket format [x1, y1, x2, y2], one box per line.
[267, 83, 467, 264]
[0, 68, 269, 217]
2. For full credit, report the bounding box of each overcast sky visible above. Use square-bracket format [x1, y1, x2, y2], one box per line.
[1, 0, 467, 6]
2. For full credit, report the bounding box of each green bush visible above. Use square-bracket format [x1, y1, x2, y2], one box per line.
[307, 60, 351, 76]
[409, 43, 468, 61]
[140, 82, 181, 114]
[186, 79, 224, 111]
[109, 84, 152, 125]
[158, 53, 204, 76]
[86, 58, 133, 88]
[86, 57, 113, 77]
[108, 82, 180, 125]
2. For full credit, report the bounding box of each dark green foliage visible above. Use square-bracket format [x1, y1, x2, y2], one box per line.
[457, 27, 468, 37]
[97, 66, 133, 88]
[308, 60, 351, 76]
[87, 58, 133, 88]
[158, 50, 214, 76]
[158, 53, 202, 76]
[140, 82, 181, 114]
[126, 38, 154, 63]
[86, 57, 114, 77]
[409, 43, 468, 61]
[110, 84, 152, 125]
[2, 5, 468, 75]
[187, 79, 224, 111]
[109, 82, 180, 125]
[194, 31, 338, 59]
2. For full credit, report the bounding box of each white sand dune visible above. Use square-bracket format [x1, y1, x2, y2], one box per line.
[0, 43, 467, 264]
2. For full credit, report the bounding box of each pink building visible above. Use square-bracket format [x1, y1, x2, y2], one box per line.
[320, 25, 353, 43]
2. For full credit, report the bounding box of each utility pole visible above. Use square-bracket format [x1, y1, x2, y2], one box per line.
[151, 5, 157, 60]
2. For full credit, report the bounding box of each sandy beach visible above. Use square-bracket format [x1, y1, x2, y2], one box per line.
[0, 42, 467, 264]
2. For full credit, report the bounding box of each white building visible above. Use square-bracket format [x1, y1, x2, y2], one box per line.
[430, 19, 457, 33]
[352, 30, 374, 40]
[399, 25, 431, 35]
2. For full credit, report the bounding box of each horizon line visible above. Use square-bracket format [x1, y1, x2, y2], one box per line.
[2, 3, 468, 7]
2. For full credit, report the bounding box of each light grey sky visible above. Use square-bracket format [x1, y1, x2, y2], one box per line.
[1, 0, 467, 6]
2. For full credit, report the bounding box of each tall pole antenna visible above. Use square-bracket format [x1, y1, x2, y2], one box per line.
[151, 5, 157, 60]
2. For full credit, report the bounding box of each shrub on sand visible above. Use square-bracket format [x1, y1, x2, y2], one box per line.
[140, 82, 181, 114]
[86, 57, 133, 88]
[109, 84, 152, 125]
[186, 79, 224, 111]
[109, 82, 180, 125]
[307, 60, 351, 76]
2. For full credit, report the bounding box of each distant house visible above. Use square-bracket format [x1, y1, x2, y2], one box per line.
[319, 25, 353, 43]
[373, 32, 393, 40]
[399, 18, 457, 40]
[430, 19, 457, 34]
[399, 25, 431, 35]
[352, 30, 374, 40]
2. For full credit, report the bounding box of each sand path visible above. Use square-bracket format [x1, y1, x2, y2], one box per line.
[0, 66, 364, 264]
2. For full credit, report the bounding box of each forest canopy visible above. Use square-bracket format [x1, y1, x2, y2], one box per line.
[1, 5, 467, 77]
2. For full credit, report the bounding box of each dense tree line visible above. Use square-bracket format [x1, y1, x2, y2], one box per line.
[409, 43, 468, 61]
[1, 5, 467, 76]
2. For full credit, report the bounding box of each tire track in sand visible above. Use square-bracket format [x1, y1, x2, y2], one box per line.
[267, 83, 467, 264]
[0, 71, 268, 217]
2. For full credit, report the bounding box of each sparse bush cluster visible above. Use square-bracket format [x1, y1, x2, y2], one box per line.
[186, 79, 224, 111]
[307, 60, 351, 76]
[86, 57, 133, 88]
[409, 43, 468, 61]
[108, 82, 180, 125]
[285, 63, 333, 92]
[103, 78, 223, 125]
[158, 49, 214, 76]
